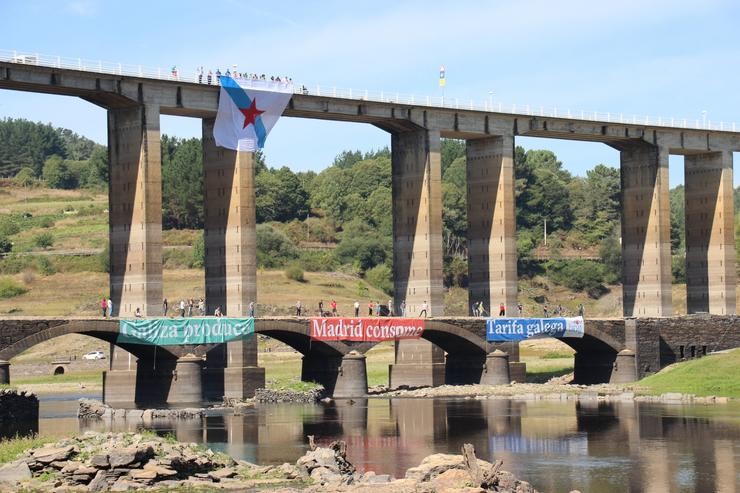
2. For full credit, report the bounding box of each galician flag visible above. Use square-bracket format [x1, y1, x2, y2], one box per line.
[213, 76, 293, 151]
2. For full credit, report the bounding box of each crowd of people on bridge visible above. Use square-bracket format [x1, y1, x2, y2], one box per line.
[110, 297, 585, 319]
[166, 65, 296, 88]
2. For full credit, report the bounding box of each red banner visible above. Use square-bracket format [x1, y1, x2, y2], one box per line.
[309, 317, 425, 342]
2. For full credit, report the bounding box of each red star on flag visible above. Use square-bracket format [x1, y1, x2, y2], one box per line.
[239, 99, 265, 129]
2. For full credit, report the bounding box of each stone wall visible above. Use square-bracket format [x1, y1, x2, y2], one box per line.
[0, 389, 38, 438]
[652, 314, 740, 366]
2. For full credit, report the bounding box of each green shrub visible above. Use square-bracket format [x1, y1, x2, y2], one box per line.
[191, 234, 205, 268]
[545, 259, 606, 298]
[0, 237, 11, 254]
[443, 255, 468, 287]
[256, 224, 298, 268]
[13, 167, 37, 187]
[0, 277, 27, 298]
[297, 249, 336, 272]
[33, 232, 54, 249]
[672, 254, 686, 284]
[0, 217, 20, 237]
[285, 264, 305, 282]
[0, 256, 34, 275]
[364, 264, 393, 295]
[39, 217, 55, 228]
[37, 256, 56, 276]
[99, 244, 110, 273]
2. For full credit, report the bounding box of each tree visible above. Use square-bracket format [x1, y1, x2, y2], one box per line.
[161, 137, 203, 229]
[515, 149, 573, 233]
[441, 139, 465, 175]
[14, 167, 37, 187]
[255, 166, 309, 223]
[256, 224, 298, 268]
[42, 155, 77, 189]
[670, 185, 685, 253]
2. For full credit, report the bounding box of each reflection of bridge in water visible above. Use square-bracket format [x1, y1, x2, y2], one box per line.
[42, 398, 737, 492]
[0, 315, 738, 404]
[0, 57, 738, 402]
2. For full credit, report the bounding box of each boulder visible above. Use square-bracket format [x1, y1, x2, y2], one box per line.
[0, 460, 31, 483]
[32, 446, 75, 464]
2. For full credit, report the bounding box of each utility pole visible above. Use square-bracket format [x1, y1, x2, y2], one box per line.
[544, 218, 547, 247]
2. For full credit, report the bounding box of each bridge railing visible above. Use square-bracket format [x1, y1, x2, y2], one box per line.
[1, 49, 737, 133]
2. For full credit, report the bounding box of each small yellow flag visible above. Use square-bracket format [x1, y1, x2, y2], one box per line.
[439, 65, 446, 87]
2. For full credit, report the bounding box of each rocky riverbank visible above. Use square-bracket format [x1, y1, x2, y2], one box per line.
[0, 431, 550, 492]
[368, 382, 734, 404]
[78, 399, 205, 420]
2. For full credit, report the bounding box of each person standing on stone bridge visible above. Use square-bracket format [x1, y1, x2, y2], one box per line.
[420, 301, 428, 318]
[100, 297, 107, 318]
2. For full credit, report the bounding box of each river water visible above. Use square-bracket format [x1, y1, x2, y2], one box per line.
[36, 393, 740, 493]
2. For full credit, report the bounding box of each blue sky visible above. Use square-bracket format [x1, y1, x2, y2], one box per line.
[1, 0, 738, 185]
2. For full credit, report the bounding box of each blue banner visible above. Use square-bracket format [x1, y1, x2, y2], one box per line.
[119, 318, 255, 345]
[486, 317, 584, 341]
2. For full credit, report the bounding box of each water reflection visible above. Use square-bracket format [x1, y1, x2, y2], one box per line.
[38, 395, 740, 493]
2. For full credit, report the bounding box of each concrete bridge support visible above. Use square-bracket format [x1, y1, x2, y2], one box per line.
[202, 118, 264, 399]
[479, 350, 511, 385]
[108, 104, 163, 317]
[102, 344, 138, 404]
[301, 352, 368, 397]
[466, 135, 518, 316]
[684, 151, 736, 315]
[0, 360, 9, 385]
[390, 129, 445, 388]
[619, 142, 672, 317]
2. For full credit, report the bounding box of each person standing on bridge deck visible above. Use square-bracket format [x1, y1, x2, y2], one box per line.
[543, 305, 549, 318]
[353, 300, 360, 317]
[295, 300, 302, 316]
[207, 70, 212, 85]
[420, 301, 428, 318]
[400, 300, 406, 317]
[388, 299, 393, 316]
[578, 303, 584, 317]
[331, 299, 337, 316]
[318, 300, 324, 316]
[249, 301, 255, 317]
[215, 69, 221, 84]
[134, 307, 142, 318]
[100, 298, 107, 318]
[106, 298, 113, 318]
[517, 303, 523, 317]
[214, 306, 222, 317]
[197, 66, 203, 84]
[198, 298, 205, 316]
[499, 302, 506, 317]
[368, 301, 374, 316]
[163, 298, 168, 317]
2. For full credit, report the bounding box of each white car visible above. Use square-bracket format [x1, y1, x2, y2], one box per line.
[82, 350, 106, 360]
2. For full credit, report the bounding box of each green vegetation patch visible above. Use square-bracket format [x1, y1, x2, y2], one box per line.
[636, 349, 740, 398]
[0, 277, 27, 298]
[0, 435, 49, 464]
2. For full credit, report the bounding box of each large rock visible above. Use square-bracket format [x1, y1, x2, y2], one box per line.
[31, 445, 75, 464]
[0, 460, 31, 483]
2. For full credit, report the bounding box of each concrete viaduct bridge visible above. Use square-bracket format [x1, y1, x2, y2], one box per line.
[1, 57, 738, 402]
[0, 315, 737, 404]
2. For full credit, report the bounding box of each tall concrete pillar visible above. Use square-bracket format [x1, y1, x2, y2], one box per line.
[202, 118, 257, 317]
[684, 151, 736, 315]
[389, 129, 445, 388]
[108, 104, 163, 317]
[619, 142, 672, 317]
[102, 344, 137, 404]
[202, 118, 264, 399]
[466, 135, 517, 315]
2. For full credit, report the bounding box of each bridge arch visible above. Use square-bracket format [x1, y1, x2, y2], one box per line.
[0, 320, 178, 363]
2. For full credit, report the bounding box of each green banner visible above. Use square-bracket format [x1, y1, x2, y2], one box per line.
[118, 318, 255, 345]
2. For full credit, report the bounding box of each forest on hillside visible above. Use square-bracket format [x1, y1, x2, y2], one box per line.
[1, 117, 739, 297]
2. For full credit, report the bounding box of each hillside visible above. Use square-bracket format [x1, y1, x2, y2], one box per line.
[636, 348, 740, 398]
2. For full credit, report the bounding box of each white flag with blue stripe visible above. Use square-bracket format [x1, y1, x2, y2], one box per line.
[213, 76, 293, 151]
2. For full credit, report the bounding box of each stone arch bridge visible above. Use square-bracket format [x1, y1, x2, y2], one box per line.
[0, 315, 736, 405]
